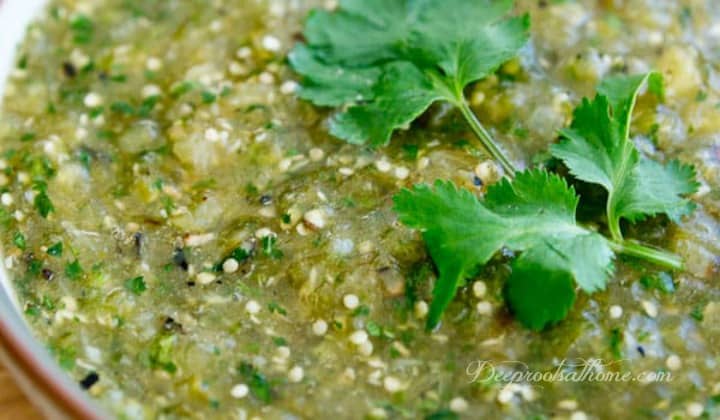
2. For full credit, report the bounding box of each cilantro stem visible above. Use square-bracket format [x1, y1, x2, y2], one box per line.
[607, 206, 623, 242]
[610, 240, 684, 271]
[457, 99, 517, 176]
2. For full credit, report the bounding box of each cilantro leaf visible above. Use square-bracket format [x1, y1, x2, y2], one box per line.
[551, 73, 698, 240]
[329, 62, 445, 146]
[47, 241, 63, 257]
[289, 44, 380, 107]
[393, 169, 614, 330]
[290, 0, 529, 173]
[125, 276, 147, 295]
[504, 252, 576, 331]
[65, 260, 84, 280]
[32, 181, 55, 218]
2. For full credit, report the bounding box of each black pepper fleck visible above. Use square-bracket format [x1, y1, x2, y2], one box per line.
[133, 232, 143, 256]
[80, 372, 99, 390]
[62, 62, 77, 78]
[173, 248, 189, 271]
[163, 317, 183, 332]
[260, 194, 273, 205]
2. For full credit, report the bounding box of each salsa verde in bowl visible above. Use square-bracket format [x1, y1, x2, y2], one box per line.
[1, 0, 720, 419]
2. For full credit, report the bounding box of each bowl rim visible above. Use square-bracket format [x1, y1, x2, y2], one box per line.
[0, 0, 105, 418]
[0, 318, 103, 420]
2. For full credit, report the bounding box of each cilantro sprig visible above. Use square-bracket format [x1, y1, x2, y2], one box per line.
[394, 73, 699, 330]
[289, 1, 698, 331]
[289, 0, 529, 174]
[552, 72, 699, 244]
[394, 171, 613, 329]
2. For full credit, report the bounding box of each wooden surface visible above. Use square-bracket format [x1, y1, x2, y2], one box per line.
[0, 362, 43, 420]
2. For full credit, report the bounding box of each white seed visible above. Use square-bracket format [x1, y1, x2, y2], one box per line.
[146, 57, 163, 71]
[259, 72, 275, 85]
[312, 319, 328, 336]
[280, 80, 298, 95]
[642, 300, 658, 318]
[414, 301, 428, 319]
[278, 158, 293, 172]
[1, 193, 13, 206]
[296, 223, 310, 236]
[184, 233, 216, 247]
[230, 384, 249, 399]
[236, 46, 253, 59]
[309, 148, 325, 162]
[349, 330, 368, 345]
[476, 301, 493, 315]
[24, 190, 37, 203]
[449, 397, 469, 413]
[358, 340, 374, 356]
[83, 92, 103, 108]
[338, 167, 354, 176]
[288, 366, 304, 383]
[269, 2, 287, 16]
[69, 48, 90, 69]
[472, 281, 487, 298]
[222, 258, 239, 274]
[228, 61, 247, 76]
[687, 402, 705, 418]
[142, 84, 162, 98]
[383, 376, 403, 393]
[255, 228, 275, 239]
[342, 368, 356, 382]
[332, 238, 354, 256]
[209, 19, 223, 33]
[204, 128, 220, 142]
[609, 305, 623, 319]
[368, 407, 386, 419]
[343, 294, 360, 310]
[196, 272, 216, 285]
[557, 399, 578, 411]
[570, 412, 588, 420]
[474, 160, 499, 185]
[519, 384, 536, 401]
[276, 346, 291, 359]
[666, 354, 682, 371]
[304, 209, 327, 229]
[375, 159, 392, 173]
[497, 386, 514, 404]
[647, 31, 663, 46]
[394, 166, 410, 180]
[245, 300, 261, 315]
[471, 90, 486, 106]
[262, 35, 282, 52]
[17, 172, 30, 185]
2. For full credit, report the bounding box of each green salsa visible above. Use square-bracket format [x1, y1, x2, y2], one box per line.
[1, 0, 720, 418]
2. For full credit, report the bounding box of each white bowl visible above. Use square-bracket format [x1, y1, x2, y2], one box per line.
[0, 1, 105, 418]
